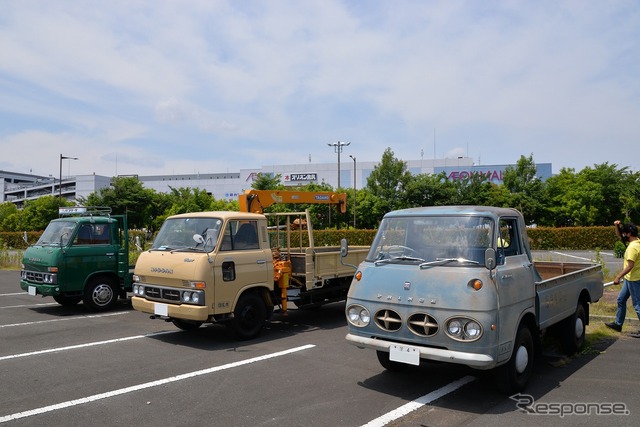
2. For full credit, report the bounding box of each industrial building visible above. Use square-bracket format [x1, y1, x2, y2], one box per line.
[1, 158, 552, 208]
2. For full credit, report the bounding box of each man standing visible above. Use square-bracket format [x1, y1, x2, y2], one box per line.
[610, 222, 640, 337]
[605, 221, 633, 332]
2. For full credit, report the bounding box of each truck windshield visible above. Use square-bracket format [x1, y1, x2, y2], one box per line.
[151, 217, 223, 252]
[366, 215, 494, 266]
[36, 220, 76, 246]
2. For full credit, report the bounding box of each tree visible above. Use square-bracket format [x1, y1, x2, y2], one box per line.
[365, 148, 412, 220]
[251, 173, 283, 190]
[10, 196, 66, 231]
[81, 176, 157, 229]
[502, 154, 547, 225]
[403, 172, 456, 207]
[0, 202, 19, 231]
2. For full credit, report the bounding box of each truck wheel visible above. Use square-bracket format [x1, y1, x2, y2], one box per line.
[495, 325, 534, 393]
[53, 295, 82, 306]
[172, 319, 203, 331]
[560, 303, 586, 355]
[376, 350, 410, 372]
[83, 277, 118, 311]
[229, 293, 267, 340]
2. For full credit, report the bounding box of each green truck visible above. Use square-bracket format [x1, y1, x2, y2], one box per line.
[20, 207, 133, 311]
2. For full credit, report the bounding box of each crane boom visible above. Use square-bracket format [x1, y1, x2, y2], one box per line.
[238, 189, 347, 214]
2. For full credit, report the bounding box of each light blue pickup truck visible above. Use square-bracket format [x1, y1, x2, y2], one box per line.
[344, 206, 603, 392]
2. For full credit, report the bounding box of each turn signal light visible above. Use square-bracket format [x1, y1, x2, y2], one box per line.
[355, 271, 362, 281]
[470, 279, 483, 291]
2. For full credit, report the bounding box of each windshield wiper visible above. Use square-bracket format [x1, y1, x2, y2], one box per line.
[375, 255, 426, 266]
[419, 257, 480, 269]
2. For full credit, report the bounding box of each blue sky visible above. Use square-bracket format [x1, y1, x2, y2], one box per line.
[1, 1, 639, 179]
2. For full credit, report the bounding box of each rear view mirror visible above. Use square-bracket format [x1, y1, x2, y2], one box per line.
[340, 238, 349, 257]
[484, 248, 496, 270]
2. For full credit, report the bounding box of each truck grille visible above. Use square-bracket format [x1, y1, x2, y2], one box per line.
[407, 313, 439, 337]
[23, 271, 45, 283]
[143, 286, 181, 302]
[374, 309, 403, 331]
[373, 309, 440, 336]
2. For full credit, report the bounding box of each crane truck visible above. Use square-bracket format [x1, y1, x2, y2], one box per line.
[131, 190, 368, 339]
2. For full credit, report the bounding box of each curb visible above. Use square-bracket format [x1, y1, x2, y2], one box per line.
[591, 314, 640, 328]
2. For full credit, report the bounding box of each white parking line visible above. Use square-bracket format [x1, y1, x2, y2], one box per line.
[361, 375, 476, 427]
[0, 344, 316, 423]
[0, 330, 176, 361]
[0, 293, 26, 297]
[0, 311, 128, 328]
[550, 251, 593, 261]
[1, 303, 58, 309]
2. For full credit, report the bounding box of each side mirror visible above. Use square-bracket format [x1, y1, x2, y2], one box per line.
[340, 238, 349, 258]
[484, 248, 496, 270]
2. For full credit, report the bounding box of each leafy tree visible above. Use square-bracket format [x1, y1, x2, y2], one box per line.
[81, 176, 157, 229]
[365, 148, 412, 220]
[620, 170, 640, 224]
[502, 154, 547, 224]
[404, 172, 456, 207]
[0, 202, 19, 231]
[578, 163, 628, 225]
[8, 196, 67, 231]
[251, 173, 283, 190]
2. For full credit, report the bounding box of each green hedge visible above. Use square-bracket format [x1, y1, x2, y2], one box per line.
[1, 227, 620, 251]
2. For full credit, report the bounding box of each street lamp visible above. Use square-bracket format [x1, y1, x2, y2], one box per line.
[59, 154, 78, 204]
[327, 141, 350, 189]
[349, 155, 356, 228]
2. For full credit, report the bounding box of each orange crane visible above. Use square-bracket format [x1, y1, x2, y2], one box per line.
[238, 189, 348, 214]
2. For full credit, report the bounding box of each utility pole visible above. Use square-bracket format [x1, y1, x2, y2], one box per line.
[327, 141, 350, 189]
[349, 155, 356, 228]
[59, 154, 78, 205]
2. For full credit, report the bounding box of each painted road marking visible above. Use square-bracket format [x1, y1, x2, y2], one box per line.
[0, 311, 128, 328]
[0, 303, 58, 309]
[550, 251, 594, 262]
[0, 293, 26, 297]
[0, 344, 316, 423]
[361, 375, 476, 427]
[0, 331, 176, 361]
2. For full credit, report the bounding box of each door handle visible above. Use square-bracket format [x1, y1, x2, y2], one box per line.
[257, 259, 266, 265]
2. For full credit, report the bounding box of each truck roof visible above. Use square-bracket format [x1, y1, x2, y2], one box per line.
[167, 211, 266, 220]
[384, 205, 523, 219]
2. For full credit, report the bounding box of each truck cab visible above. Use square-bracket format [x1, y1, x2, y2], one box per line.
[20, 207, 131, 311]
[131, 211, 274, 339]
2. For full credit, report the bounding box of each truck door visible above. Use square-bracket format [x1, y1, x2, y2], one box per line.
[212, 220, 271, 313]
[495, 217, 536, 351]
[63, 223, 118, 293]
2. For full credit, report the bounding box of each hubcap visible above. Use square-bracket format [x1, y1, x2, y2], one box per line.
[92, 284, 113, 306]
[574, 317, 585, 339]
[515, 345, 529, 374]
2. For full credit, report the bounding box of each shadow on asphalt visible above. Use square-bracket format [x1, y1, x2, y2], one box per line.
[355, 336, 618, 415]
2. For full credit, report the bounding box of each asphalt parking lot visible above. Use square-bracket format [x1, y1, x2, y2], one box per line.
[1, 251, 639, 426]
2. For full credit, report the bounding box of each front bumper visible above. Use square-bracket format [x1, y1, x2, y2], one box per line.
[20, 281, 60, 297]
[131, 296, 209, 322]
[345, 333, 496, 369]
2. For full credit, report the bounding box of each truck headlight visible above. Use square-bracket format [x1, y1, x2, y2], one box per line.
[346, 304, 370, 327]
[182, 292, 193, 303]
[445, 317, 483, 342]
[133, 284, 144, 296]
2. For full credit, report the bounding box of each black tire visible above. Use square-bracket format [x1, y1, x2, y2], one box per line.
[229, 293, 267, 340]
[172, 319, 203, 331]
[83, 276, 119, 311]
[376, 350, 410, 372]
[495, 325, 534, 394]
[560, 303, 586, 355]
[53, 295, 82, 306]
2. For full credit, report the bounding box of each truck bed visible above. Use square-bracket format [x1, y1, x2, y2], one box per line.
[288, 246, 369, 289]
[534, 261, 603, 330]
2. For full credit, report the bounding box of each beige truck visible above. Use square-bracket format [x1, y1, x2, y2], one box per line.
[132, 193, 368, 340]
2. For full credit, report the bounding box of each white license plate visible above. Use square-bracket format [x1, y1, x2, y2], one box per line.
[28, 286, 37, 296]
[389, 344, 420, 366]
[154, 303, 169, 316]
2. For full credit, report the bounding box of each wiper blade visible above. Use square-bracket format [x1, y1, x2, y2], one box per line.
[375, 255, 426, 266]
[419, 257, 480, 269]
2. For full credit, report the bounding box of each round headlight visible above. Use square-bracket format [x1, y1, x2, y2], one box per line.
[191, 293, 201, 304]
[448, 319, 463, 336]
[182, 292, 192, 303]
[465, 321, 482, 338]
[346, 305, 370, 327]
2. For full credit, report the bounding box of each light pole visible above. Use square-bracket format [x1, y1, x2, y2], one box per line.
[349, 155, 356, 228]
[327, 141, 350, 189]
[59, 154, 78, 204]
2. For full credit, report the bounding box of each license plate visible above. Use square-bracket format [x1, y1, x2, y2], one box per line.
[28, 286, 37, 296]
[389, 344, 420, 366]
[154, 303, 169, 316]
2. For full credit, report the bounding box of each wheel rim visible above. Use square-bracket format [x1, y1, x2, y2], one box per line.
[574, 317, 585, 339]
[515, 345, 529, 374]
[92, 284, 114, 306]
